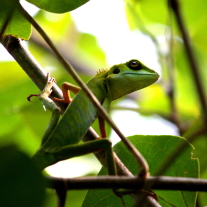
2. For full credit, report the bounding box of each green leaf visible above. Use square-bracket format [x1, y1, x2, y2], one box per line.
[83, 135, 199, 207]
[26, 0, 89, 13]
[0, 0, 31, 40]
[0, 145, 46, 207]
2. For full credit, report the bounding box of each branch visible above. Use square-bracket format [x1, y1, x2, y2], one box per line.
[1, 36, 62, 96]
[46, 175, 207, 191]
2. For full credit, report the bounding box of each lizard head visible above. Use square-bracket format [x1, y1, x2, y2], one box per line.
[105, 59, 159, 101]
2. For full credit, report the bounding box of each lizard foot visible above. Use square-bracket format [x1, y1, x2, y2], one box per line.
[27, 73, 56, 102]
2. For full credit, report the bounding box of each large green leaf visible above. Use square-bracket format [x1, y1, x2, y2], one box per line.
[26, 0, 89, 13]
[0, 145, 45, 207]
[0, 0, 31, 40]
[83, 135, 199, 207]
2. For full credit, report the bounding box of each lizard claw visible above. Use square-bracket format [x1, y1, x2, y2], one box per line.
[46, 73, 56, 84]
[27, 94, 40, 102]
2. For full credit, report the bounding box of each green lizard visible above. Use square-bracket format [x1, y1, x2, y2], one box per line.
[31, 59, 159, 176]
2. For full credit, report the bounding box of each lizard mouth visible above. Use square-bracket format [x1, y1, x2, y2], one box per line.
[123, 72, 159, 80]
[123, 72, 158, 76]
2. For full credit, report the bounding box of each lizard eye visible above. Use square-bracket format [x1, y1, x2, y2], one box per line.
[127, 60, 141, 70]
[113, 68, 120, 74]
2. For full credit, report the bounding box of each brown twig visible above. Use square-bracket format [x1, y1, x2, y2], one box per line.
[165, 12, 183, 133]
[30, 31, 94, 76]
[169, 0, 207, 121]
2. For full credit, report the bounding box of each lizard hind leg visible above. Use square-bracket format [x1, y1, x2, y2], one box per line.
[98, 115, 107, 138]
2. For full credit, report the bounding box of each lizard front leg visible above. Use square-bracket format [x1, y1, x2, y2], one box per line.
[28, 74, 61, 146]
[53, 82, 80, 104]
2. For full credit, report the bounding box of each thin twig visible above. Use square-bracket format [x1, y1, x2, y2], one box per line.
[165, 8, 183, 133]
[18, 3, 149, 178]
[169, 0, 207, 121]
[30, 31, 94, 75]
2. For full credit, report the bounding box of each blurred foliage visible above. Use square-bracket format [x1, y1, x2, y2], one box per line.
[0, 0, 207, 206]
